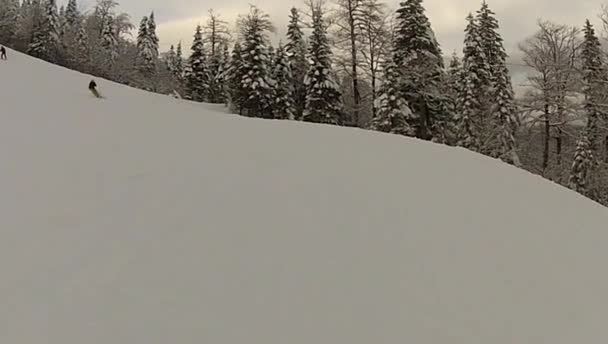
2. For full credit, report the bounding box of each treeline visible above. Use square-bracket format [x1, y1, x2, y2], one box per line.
[1, 0, 607, 206]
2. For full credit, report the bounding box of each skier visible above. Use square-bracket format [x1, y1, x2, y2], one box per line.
[89, 79, 101, 98]
[0, 46, 6, 60]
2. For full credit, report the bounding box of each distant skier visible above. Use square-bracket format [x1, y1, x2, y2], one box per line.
[0, 46, 6, 60]
[89, 80, 102, 98]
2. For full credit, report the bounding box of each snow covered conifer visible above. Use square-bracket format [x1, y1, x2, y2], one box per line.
[580, 20, 604, 151]
[185, 25, 210, 102]
[136, 16, 148, 50]
[271, 44, 296, 120]
[239, 6, 274, 118]
[568, 20, 606, 195]
[214, 43, 230, 104]
[148, 12, 159, 54]
[476, 1, 505, 83]
[101, 16, 118, 66]
[65, 0, 79, 27]
[285, 7, 308, 120]
[492, 64, 521, 165]
[456, 13, 488, 150]
[75, 23, 89, 67]
[569, 135, 594, 196]
[370, 57, 415, 135]
[28, 0, 61, 62]
[392, 0, 444, 139]
[174, 41, 185, 80]
[303, 5, 344, 125]
[0, 0, 20, 44]
[227, 42, 247, 113]
[165, 44, 177, 72]
[136, 14, 158, 80]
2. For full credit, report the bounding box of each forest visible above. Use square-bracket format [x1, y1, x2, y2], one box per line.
[1, 0, 607, 206]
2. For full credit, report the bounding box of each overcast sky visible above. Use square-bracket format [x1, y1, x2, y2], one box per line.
[72, 0, 608, 56]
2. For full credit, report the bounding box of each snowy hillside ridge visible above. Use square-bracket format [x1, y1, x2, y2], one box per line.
[3, 48, 608, 344]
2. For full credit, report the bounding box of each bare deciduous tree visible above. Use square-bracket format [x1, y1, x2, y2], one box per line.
[519, 20, 581, 175]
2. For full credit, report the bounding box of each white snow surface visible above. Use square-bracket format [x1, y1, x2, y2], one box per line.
[2, 49, 608, 344]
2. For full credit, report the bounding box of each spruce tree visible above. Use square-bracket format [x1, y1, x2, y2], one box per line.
[28, 0, 60, 62]
[61, 0, 80, 62]
[370, 57, 415, 135]
[185, 25, 209, 102]
[65, 0, 79, 27]
[174, 41, 184, 81]
[166, 44, 177, 72]
[136, 14, 158, 81]
[443, 53, 463, 144]
[203, 9, 229, 103]
[392, 0, 444, 139]
[493, 64, 520, 165]
[569, 20, 605, 194]
[475, 1, 520, 164]
[271, 44, 296, 120]
[214, 43, 230, 104]
[227, 42, 247, 113]
[285, 7, 308, 120]
[136, 16, 148, 51]
[101, 16, 118, 67]
[569, 135, 594, 195]
[240, 6, 274, 118]
[476, 1, 504, 84]
[0, 0, 20, 44]
[148, 12, 159, 53]
[580, 20, 604, 150]
[457, 14, 486, 150]
[207, 46, 223, 103]
[303, 6, 344, 125]
[75, 23, 89, 67]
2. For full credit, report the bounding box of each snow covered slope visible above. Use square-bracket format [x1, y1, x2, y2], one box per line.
[2, 48, 608, 344]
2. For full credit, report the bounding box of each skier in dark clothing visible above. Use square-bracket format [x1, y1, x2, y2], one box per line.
[0, 46, 7, 60]
[89, 79, 101, 98]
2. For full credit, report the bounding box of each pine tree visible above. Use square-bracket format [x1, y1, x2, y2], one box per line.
[75, 22, 89, 67]
[136, 16, 148, 50]
[174, 41, 184, 80]
[214, 43, 230, 104]
[239, 6, 274, 118]
[370, 57, 415, 135]
[61, 0, 80, 63]
[227, 42, 247, 113]
[442, 53, 462, 144]
[569, 135, 594, 195]
[101, 16, 118, 67]
[580, 20, 604, 151]
[185, 24, 209, 102]
[207, 45, 223, 103]
[165, 44, 177, 72]
[28, 0, 60, 62]
[285, 7, 308, 120]
[303, 6, 344, 125]
[136, 14, 158, 80]
[493, 64, 521, 166]
[569, 20, 606, 195]
[457, 14, 486, 150]
[476, 1, 504, 84]
[271, 44, 296, 120]
[475, 1, 520, 164]
[0, 0, 20, 44]
[148, 12, 159, 56]
[392, 0, 444, 139]
[65, 0, 79, 27]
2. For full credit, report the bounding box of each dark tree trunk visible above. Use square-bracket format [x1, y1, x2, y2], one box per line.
[542, 102, 550, 174]
[348, 1, 360, 127]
